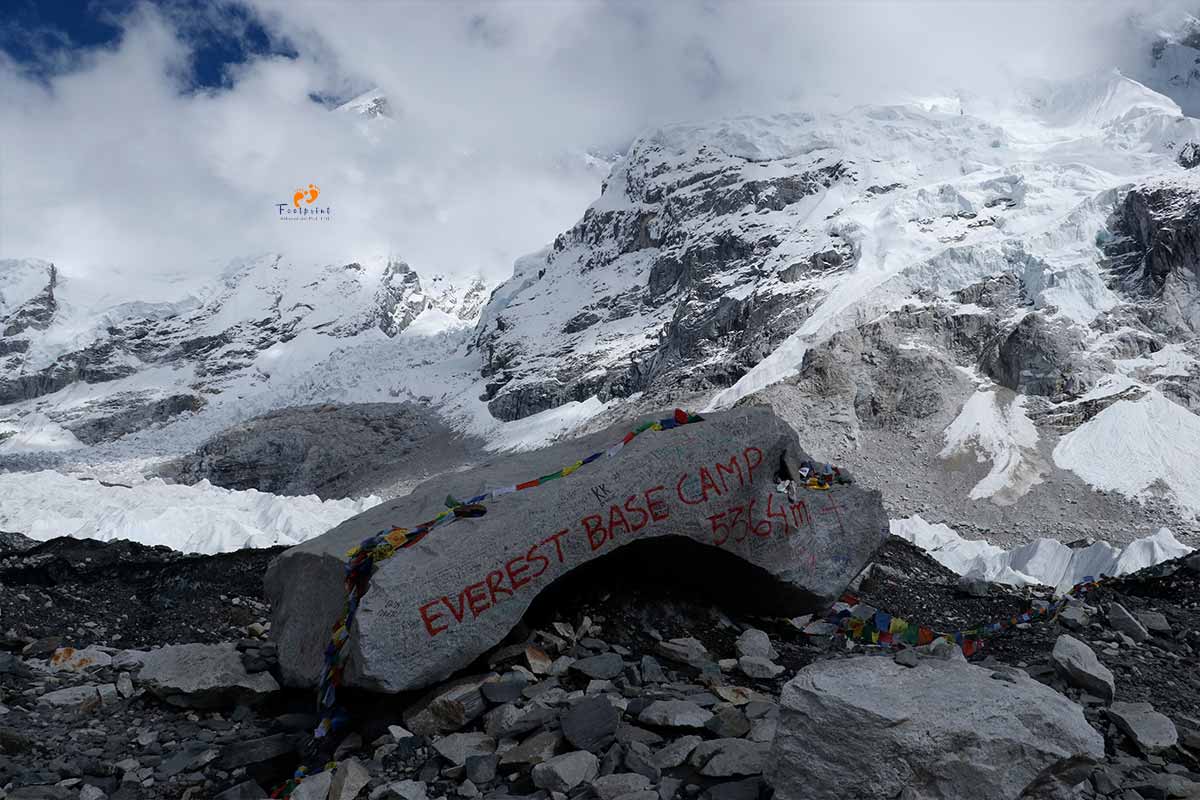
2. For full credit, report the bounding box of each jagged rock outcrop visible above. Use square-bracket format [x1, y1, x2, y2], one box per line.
[265, 406, 889, 691]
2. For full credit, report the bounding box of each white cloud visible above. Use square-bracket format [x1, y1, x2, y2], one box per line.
[0, 1, 1195, 289]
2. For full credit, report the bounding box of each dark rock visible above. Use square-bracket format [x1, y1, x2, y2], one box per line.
[571, 653, 625, 680]
[561, 695, 620, 753]
[214, 780, 269, 800]
[465, 754, 499, 785]
[482, 674, 529, 704]
[705, 707, 751, 739]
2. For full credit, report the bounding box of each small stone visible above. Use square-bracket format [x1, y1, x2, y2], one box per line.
[689, 739, 768, 777]
[655, 638, 709, 667]
[531, 751, 600, 792]
[1136, 611, 1171, 635]
[214, 780, 268, 800]
[562, 695, 620, 753]
[737, 657, 784, 679]
[465, 754, 498, 784]
[1108, 702, 1178, 754]
[526, 646, 553, 675]
[433, 733, 497, 767]
[1107, 603, 1149, 643]
[640, 656, 667, 683]
[639, 700, 713, 730]
[623, 741, 662, 783]
[388, 724, 415, 741]
[372, 780, 427, 800]
[735, 630, 777, 660]
[651, 736, 703, 769]
[79, 787, 108, 800]
[485, 701, 556, 738]
[572, 653, 625, 680]
[330, 758, 371, 800]
[593, 774, 651, 800]
[116, 672, 135, 698]
[1056, 606, 1091, 631]
[956, 576, 990, 598]
[290, 771, 333, 800]
[482, 674, 528, 704]
[705, 707, 751, 738]
[894, 649, 919, 668]
[499, 730, 562, 767]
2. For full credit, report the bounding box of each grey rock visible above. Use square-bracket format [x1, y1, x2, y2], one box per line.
[639, 700, 714, 730]
[78, 788, 108, 800]
[116, 672, 134, 698]
[894, 649, 919, 668]
[485, 701, 557, 738]
[1136, 611, 1171, 635]
[464, 754, 498, 784]
[700, 778, 761, 800]
[561, 695, 620, 753]
[640, 656, 667, 683]
[1051, 635, 1116, 702]
[481, 674, 528, 704]
[767, 656, 1104, 800]
[623, 741, 662, 783]
[433, 733, 497, 767]
[291, 771, 333, 800]
[747, 717, 777, 744]
[651, 736, 703, 769]
[137, 643, 279, 709]
[215, 780, 269, 799]
[593, 774, 651, 800]
[690, 739, 768, 777]
[1108, 702, 1179, 754]
[266, 407, 889, 691]
[531, 751, 600, 792]
[734, 630, 777, 660]
[404, 674, 493, 736]
[218, 733, 294, 770]
[655, 638, 710, 668]
[499, 730, 562, 767]
[956, 575, 990, 598]
[737, 657, 784, 680]
[1108, 604, 1150, 643]
[37, 685, 109, 707]
[705, 707, 751, 739]
[1056, 606, 1091, 631]
[572, 653, 625, 680]
[370, 781, 427, 800]
[330, 758, 371, 800]
[613, 792, 658, 800]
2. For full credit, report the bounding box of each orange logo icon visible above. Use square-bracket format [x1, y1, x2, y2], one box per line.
[293, 183, 320, 208]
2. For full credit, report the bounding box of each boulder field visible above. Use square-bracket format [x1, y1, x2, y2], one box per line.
[265, 407, 890, 692]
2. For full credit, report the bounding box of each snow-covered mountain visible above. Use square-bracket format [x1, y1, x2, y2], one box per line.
[3, 66, 1200, 557]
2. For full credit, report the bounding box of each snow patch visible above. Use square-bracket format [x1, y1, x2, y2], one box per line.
[939, 390, 1044, 503]
[0, 472, 378, 555]
[891, 515, 1194, 591]
[1053, 390, 1200, 518]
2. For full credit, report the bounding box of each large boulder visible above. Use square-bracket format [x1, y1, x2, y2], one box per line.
[136, 643, 280, 709]
[266, 406, 888, 692]
[767, 657, 1105, 800]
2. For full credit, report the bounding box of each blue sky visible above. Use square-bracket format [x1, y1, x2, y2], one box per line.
[1, 0, 296, 91]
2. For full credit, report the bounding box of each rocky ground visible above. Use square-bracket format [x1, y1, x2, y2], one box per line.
[1, 533, 1199, 800]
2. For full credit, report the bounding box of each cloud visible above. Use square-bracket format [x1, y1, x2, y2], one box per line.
[0, 1, 1196, 290]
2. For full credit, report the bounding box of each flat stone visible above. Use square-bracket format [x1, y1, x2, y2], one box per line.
[266, 408, 890, 691]
[639, 700, 713, 730]
[623, 741, 662, 782]
[1108, 603, 1150, 643]
[136, 643, 279, 709]
[499, 730, 562, 767]
[481, 674, 528, 704]
[655, 638, 710, 668]
[1136, 611, 1172, 635]
[531, 751, 600, 792]
[738, 657, 784, 679]
[433, 733, 496, 766]
[218, 733, 294, 770]
[1108, 702, 1179, 754]
[691, 739, 768, 777]
[593, 774, 651, 800]
[48, 647, 113, 672]
[766, 657, 1104, 800]
[37, 685, 106, 707]
[572, 653, 625, 680]
[561, 695, 619, 753]
[404, 674, 493, 736]
[700, 778, 761, 800]
[485, 701, 556, 738]
[894, 649, 919, 668]
[1056, 606, 1091, 631]
[1051, 635, 1115, 702]
[640, 656, 667, 683]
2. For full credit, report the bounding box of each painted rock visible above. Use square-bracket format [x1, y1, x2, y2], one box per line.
[265, 406, 888, 691]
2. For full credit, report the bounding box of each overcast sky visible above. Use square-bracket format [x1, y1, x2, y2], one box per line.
[0, 1, 1194, 289]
